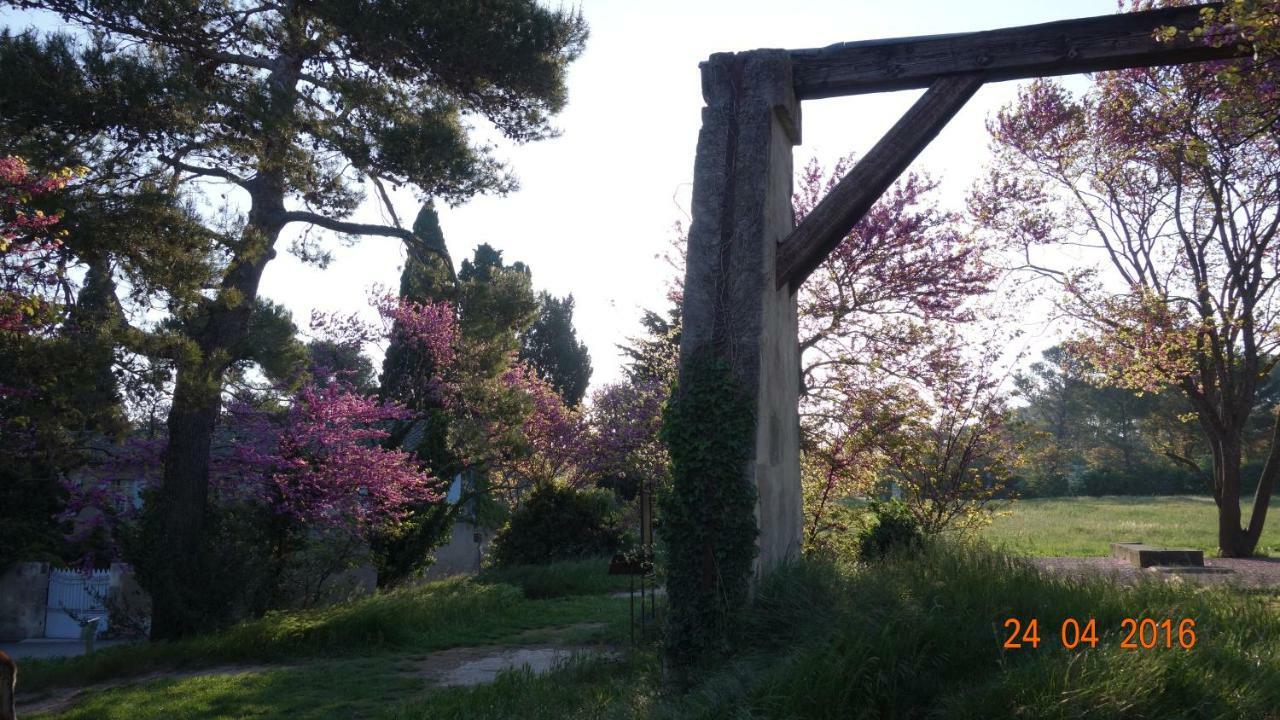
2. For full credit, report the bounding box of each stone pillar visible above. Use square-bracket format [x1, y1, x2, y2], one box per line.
[679, 50, 803, 576]
[0, 562, 50, 640]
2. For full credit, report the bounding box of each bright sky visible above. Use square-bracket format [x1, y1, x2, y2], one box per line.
[5, 0, 1120, 391]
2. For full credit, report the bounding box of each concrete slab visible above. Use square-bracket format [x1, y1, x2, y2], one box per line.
[1111, 542, 1204, 568]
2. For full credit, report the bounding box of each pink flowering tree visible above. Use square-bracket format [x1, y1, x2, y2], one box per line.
[225, 383, 442, 536]
[0, 156, 81, 337]
[487, 362, 584, 497]
[576, 378, 669, 501]
[793, 157, 1001, 540]
[972, 2, 1280, 556]
[64, 295, 455, 573]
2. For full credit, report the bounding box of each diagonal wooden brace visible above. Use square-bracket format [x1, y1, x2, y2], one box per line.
[775, 73, 984, 291]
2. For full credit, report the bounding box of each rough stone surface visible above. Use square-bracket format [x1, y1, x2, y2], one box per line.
[0, 562, 50, 640]
[679, 49, 804, 577]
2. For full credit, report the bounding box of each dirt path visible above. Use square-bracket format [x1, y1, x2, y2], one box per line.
[405, 643, 619, 687]
[1030, 556, 1280, 588]
[17, 621, 621, 716]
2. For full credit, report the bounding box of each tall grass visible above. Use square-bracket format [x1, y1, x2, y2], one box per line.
[21, 576, 626, 693]
[676, 541, 1280, 719]
[25, 543, 1280, 719]
[475, 556, 635, 599]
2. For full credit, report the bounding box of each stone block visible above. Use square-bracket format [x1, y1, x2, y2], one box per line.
[1111, 542, 1204, 568]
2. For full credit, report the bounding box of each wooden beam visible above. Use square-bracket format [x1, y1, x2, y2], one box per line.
[790, 3, 1240, 99]
[776, 74, 983, 290]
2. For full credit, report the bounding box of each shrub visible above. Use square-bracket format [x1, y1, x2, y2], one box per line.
[802, 501, 864, 561]
[856, 499, 923, 560]
[488, 484, 628, 568]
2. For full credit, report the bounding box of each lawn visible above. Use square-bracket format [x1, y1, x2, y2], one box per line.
[19, 543, 1280, 719]
[983, 495, 1280, 557]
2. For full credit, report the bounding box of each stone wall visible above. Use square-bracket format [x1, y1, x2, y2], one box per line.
[0, 562, 49, 640]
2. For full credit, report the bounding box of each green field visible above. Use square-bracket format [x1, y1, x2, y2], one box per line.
[983, 495, 1280, 557]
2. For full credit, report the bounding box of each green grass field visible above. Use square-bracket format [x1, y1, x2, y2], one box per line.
[983, 495, 1280, 557]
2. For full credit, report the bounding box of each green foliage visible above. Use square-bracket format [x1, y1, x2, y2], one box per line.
[1078, 464, 1202, 496]
[855, 499, 923, 561]
[660, 352, 757, 674]
[476, 556, 632, 599]
[620, 304, 681, 386]
[371, 499, 456, 588]
[1011, 345, 1231, 498]
[489, 484, 628, 568]
[457, 243, 538, 370]
[377, 234, 541, 585]
[241, 299, 310, 388]
[0, 257, 131, 569]
[307, 340, 376, 393]
[800, 500, 863, 561]
[125, 497, 280, 631]
[0, 458, 67, 569]
[519, 291, 592, 406]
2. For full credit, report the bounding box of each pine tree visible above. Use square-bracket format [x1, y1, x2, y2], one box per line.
[520, 292, 592, 406]
[0, 1, 586, 637]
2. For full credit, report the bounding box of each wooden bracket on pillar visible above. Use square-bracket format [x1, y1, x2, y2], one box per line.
[775, 73, 984, 290]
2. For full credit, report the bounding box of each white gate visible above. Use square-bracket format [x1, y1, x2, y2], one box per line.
[45, 569, 109, 639]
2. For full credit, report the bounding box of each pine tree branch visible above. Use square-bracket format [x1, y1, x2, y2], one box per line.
[159, 155, 250, 187]
[280, 210, 457, 281]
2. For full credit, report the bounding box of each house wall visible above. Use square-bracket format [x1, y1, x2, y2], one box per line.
[424, 521, 491, 579]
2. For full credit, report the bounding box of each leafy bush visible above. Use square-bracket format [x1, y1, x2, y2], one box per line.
[802, 501, 864, 561]
[488, 484, 628, 568]
[856, 499, 923, 560]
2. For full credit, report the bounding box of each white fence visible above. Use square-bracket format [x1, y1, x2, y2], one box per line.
[44, 569, 110, 639]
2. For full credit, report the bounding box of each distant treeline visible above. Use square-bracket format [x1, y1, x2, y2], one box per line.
[1008, 347, 1280, 498]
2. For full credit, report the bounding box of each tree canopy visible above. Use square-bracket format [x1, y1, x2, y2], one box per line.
[0, 0, 586, 637]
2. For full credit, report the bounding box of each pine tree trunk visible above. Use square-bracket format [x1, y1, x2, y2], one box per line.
[146, 362, 222, 639]
[143, 39, 300, 638]
[144, 176, 286, 639]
